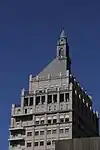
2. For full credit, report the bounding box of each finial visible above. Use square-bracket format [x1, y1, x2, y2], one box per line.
[60, 29, 66, 38]
[21, 88, 25, 96]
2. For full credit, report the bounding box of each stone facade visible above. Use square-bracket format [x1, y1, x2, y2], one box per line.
[9, 30, 99, 150]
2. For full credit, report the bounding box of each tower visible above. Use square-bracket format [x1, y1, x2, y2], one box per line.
[57, 29, 71, 73]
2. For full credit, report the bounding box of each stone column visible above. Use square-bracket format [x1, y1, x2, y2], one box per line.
[33, 91, 36, 113]
[11, 104, 15, 116]
[21, 88, 25, 113]
[44, 125, 47, 150]
[57, 87, 60, 110]
[57, 113, 59, 140]
[29, 74, 33, 93]
[45, 89, 48, 112]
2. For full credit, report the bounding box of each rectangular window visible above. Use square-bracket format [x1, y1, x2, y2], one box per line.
[52, 140, 56, 145]
[41, 96, 45, 104]
[65, 93, 69, 102]
[16, 117, 20, 122]
[47, 130, 51, 134]
[25, 109, 27, 114]
[27, 142, 31, 147]
[53, 119, 57, 124]
[53, 94, 57, 103]
[48, 120, 51, 124]
[60, 94, 64, 102]
[22, 115, 32, 121]
[36, 96, 40, 105]
[40, 131, 44, 135]
[65, 128, 69, 133]
[34, 142, 38, 146]
[40, 141, 44, 146]
[29, 97, 33, 106]
[35, 121, 39, 125]
[24, 98, 28, 106]
[60, 129, 63, 134]
[27, 132, 32, 136]
[48, 95, 52, 104]
[35, 131, 39, 136]
[65, 118, 69, 122]
[60, 118, 64, 123]
[52, 129, 57, 134]
[41, 120, 44, 124]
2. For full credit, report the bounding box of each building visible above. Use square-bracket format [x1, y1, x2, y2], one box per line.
[55, 137, 100, 150]
[9, 30, 99, 150]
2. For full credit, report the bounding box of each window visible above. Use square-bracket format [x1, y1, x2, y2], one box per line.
[16, 117, 20, 122]
[29, 97, 33, 106]
[65, 128, 69, 133]
[35, 118, 39, 125]
[60, 93, 64, 102]
[35, 131, 39, 136]
[41, 96, 45, 104]
[52, 129, 57, 134]
[34, 142, 38, 146]
[41, 120, 44, 124]
[21, 115, 32, 122]
[25, 109, 27, 114]
[52, 140, 56, 145]
[24, 98, 28, 106]
[47, 130, 51, 134]
[35, 121, 39, 125]
[40, 131, 44, 135]
[36, 96, 40, 105]
[53, 94, 57, 103]
[48, 95, 52, 104]
[27, 132, 32, 136]
[60, 129, 63, 134]
[65, 118, 69, 122]
[40, 141, 44, 146]
[27, 142, 31, 147]
[47, 141, 51, 145]
[60, 118, 64, 123]
[48, 119, 51, 124]
[53, 119, 57, 124]
[66, 104, 68, 109]
[17, 109, 20, 113]
[65, 93, 69, 102]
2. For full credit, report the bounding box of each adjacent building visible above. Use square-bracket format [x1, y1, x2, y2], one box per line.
[9, 30, 99, 150]
[55, 137, 100, 150]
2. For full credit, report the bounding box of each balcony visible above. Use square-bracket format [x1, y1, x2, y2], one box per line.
[9, 146, 25, 150]
[13, 108, 33, 117]
[8, 134, 25, 141]
[10, 122, 25, 131]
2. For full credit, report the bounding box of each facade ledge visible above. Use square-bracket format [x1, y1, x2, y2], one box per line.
[12, 112, 33, 117]
[9, 127, 24, 131]
[8, 135, 25, 141]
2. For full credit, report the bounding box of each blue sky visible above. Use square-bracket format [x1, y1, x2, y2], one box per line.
[0, 0, 100, 149]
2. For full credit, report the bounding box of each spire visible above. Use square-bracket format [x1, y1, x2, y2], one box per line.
[60, 29, 66, 38]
